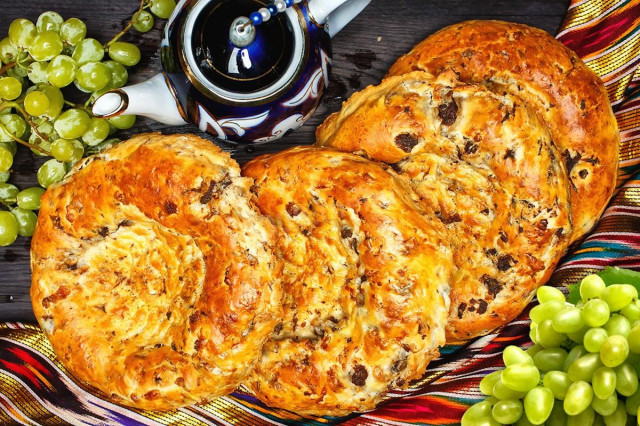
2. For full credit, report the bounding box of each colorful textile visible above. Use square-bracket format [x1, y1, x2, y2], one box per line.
[2, 0, 640, 424]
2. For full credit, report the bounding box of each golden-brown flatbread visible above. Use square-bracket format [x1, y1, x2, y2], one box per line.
[243, 147, 453, 415]
[30, 133, 283, 410]
[388, 20, 619, 241]
[317, 71, 574, 341]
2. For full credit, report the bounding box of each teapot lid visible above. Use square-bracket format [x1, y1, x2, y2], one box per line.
[181, 0, 306, 104]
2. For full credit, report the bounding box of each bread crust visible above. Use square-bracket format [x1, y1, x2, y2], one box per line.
[317, 71, 574, 341]
[387, 20, 619, 242]
[242, 147, 453, 415]
[30, 133, 282, 410]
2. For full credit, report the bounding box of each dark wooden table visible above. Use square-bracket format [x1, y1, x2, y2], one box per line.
[0, 0, 569, 322]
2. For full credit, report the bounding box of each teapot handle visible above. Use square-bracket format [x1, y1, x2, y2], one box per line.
[308, 0, 371, 38]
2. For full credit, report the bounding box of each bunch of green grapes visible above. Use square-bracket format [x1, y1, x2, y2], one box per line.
[462, 274, 640, 425]
[0, 0, 176, 246]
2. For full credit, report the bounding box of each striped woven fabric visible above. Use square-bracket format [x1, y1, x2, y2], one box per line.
[2, 0, 640, 424]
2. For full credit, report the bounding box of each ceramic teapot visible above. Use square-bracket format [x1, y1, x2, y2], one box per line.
[92, 0, 371, 143]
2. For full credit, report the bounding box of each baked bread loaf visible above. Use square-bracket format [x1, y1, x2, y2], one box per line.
[242, 146, 453, 415]
[30, 133, 283, 410]
[317, 70, 575, 341]
[387, 20, 619, 242]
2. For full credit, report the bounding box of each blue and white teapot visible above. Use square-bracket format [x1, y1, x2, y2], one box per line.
[92, 0, 371, 143]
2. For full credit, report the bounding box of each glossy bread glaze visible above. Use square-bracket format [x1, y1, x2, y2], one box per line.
[30, 133, 283, 410]
[387, 20, 619, 241]
[243, 147, 453, 415]
[317, 71, 575, 341]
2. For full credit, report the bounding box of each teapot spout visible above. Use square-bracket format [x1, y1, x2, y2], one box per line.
[92, 73, 188, 126]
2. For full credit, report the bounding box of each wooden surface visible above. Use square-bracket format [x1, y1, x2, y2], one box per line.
[0, 0, 569, 322]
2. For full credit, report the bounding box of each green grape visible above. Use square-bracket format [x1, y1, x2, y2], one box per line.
[537, 286, 566, 304]
[0, 147, 12, 172]
[8, 18, 37, 49]
[16, 186, 45, 210]
[54, 108, 90, 139]
[567, 406, 595, 426]
[24, 91, 51, 117]
[629, 324, 640, 354]
[529, 322, 538, 343]
[0, 171, 10, 183]
[493, 380, 527, 400]
[525, 343, 544, 358]
[461, 400, 492, 425]
[492, 399, 523, 424]
[603, 284, 637, 312]
[605, 314, 631, 337]
[546, 402, 568, 426]
[603, 402, 627, 426]
[583, 299, 611, 327]
[60, 18, 87, 46]
[10, 207, 37, 237]
[81, 118, 110, 146]
[27, 61, 49, 84]
[47, 55, 77, 88]
[564, 345, 587, 371]
[614, 362, 638, 396]
[50, 138, 75, 162]
[84, 137, 119, 155]
[523, 386, 553, 425]
[621, 302, 640, 322]
[0, 38, 19, 63]
[592, 366, 617, 399]
[133, 10, 155, 33]
[567, 325, 589, 344]
[568, 352, 603, 382]
[0, 211, 18, 246]
[625, 388, 640, 415]
[500, 364, 540, 393]
[503, 346, 534, 366]
[585, 328, 609, 353]
[581, 274, 607, 301]
[28, 120, 56, 156]
[542, 370, 572, 400]
[530, 300, 565, 323]
[37, 159, 66, 188]
[72, 38, 104, 65]
[515, 415, 535, 426]
[537, 319, 564, 348]
[108, 114, 136, 130]
[0, 141, 16, 156]
[480, 371, 502, 396]
[0, 76, 22, 100]
[553, 306, 585, 333]
[67, 138, 84, 164]
[533, 347, 567, 372]
[29, 31, 64, 61]
[37, 84, 64, 119]
[591, 393, 618, 416]
[0, 114, 27, 142]
[36, 12, 64, 34]
[600, 335, 629, 368]
[150, 0, 177, 19]
[103, 60, 128, 89]
[107, 41, 141, 67]
[564, 381, 593, 416]
[76, 62, 112, 91]
[0, 183, 18, 203]
[7, 64, 28, 82]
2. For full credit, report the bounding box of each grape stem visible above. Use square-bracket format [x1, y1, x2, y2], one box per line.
[5, 102, 54, 149]
[104, 0, 151, 50]
[0, 62, 16, 76]
[0, 121, 51, 156]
